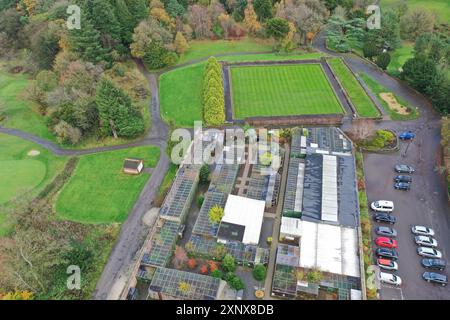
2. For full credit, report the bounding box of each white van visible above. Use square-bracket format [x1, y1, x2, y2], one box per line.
[371, 200, 394, 213]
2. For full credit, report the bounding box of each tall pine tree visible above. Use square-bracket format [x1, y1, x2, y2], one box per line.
[91, 0, 123, 49]
[96, 79, 145, 138]
[69, 15, 111, 64]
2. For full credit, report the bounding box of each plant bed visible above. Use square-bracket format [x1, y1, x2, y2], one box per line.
[359, 129, 398, 153]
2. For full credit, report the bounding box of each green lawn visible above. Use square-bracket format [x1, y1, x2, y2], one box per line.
[55, 145, 160, 224]
[359, 73, 419, 121]
[381, 0, 450, 22]
[231, 64, 343, 119]
[327, 59, 380, 118]
[0, 133, 67, 235]
[387, 42, 414, 77]
[178, 38, 273, 64]
[160, 62, 205, 127]
[160, 53, 329, 127]
[0, 63, 55, 141]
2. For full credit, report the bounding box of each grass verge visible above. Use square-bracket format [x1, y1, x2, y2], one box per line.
[328, 58, 380, 118]
[55, 145, 160, 224]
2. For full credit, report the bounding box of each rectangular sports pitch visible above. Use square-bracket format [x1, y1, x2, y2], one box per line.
[230, 64, 344, 119]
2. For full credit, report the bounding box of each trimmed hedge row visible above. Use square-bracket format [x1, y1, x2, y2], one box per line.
[202, 57, 225, 126]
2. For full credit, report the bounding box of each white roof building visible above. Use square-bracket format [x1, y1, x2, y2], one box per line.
[218, 195, 265, 245]
[298, 220, 360, 278]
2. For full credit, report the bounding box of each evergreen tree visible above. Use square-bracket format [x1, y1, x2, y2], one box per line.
[96, 79, 145, 138]
[114, 0, 135, 44]
[376, 52, 391, 70]
[91, 0, 123, 47]
[69, 16, 111, 64]
[253, 0, 272, 22]
[127, 0, 148, 27]
[166, 0, 185, 18]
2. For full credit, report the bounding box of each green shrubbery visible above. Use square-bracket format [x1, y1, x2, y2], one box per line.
[202, 57, 225, 126]
[362, 129, 396, 150]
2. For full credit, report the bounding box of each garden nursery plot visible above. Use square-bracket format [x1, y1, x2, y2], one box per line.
[230, 64, 343, 119]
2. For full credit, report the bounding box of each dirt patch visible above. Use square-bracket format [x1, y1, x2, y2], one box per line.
[380, 92, 409, 115]
[27, 150, 40, 156]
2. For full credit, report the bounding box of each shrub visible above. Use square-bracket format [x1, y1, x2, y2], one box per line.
[225, 273, 245, 290]
[376, 52, 391, 70]
[208, 205, 224, 224]
[197, 194, 205, 208]
[252, 264, 267, 281]
[222, 253, 236, 273]
[211, 269, 223, 278]
[200, 264, 209, 274]
[199, 164, 211, 184]
[208, 261, 218, 272]
[187, 258, 197, 270]
[307, 270, 323, 284]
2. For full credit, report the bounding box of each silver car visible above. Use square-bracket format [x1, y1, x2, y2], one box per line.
[417, 247, 442, 258]
[415, 236, 438, 248]
[411, 226, 435, 236]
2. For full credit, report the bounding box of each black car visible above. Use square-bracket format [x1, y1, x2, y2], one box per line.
[422, 259, 446, 271]
[422, 272, 448, 286]
[394, 175, 412, 183]
[375, 226, 398, 237]
[374, 213, 396, 224]
[394, 182, 411, 190]
[376, 248, 399, 261]
[395, 164, 415, 174]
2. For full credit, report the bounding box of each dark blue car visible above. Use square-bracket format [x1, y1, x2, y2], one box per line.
[394, 182, 411, 190]
[399, 131, 416, 140]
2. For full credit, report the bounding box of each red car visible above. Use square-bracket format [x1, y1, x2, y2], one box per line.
[375, 237, 398, 249]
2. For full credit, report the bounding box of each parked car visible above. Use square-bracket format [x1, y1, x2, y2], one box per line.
[374, 213, 396, 224]
[375, 226, 398, 237]
[422, 259, 446, 271]
[417, 247, 442, 258]
[415, 236, 438, 248]
[395, 164, 415, 174]
[394, 182, 411, 190]
[377, 258, 398, 271]
[375, 237, 398, 249]
[394, 175, 412, 183]
[376, 248, 399, 260]
[399, 131, 416, 140]
[379, 272, 402, 286]
[412, 226, 435, 236]
[371, 200, 394, 213]
[422, 272, 448, 286]
[236, 289, 244, 300]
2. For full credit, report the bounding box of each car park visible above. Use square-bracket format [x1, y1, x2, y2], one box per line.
[374, 213, 396, 224]
[421, 259, 446, 271]
[411, 226, 435, 236]
[375, 226, 397, 237]
[395, 164, 415, 174]
[399, 131, 416, 140]
[394, 182, 411, 190]
[376, 248, 399, 260]
[379, 272, 402, 286]
[375, 237, 398, 249]
[371, 200, 394, 213]
[417, 247, 442, 258]
[393, 175, 412, 183]
[422, 272, 448, 286]
[415, 236, 438, 248]
[377, 259, 398, 271]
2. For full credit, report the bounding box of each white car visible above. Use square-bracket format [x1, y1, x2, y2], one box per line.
[379, 272, 402, 286]
[411, 226, 435, 236]
[371, 200, 394, 213]
[415, 236, 438, 248]
[417, 247, 442, 258]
